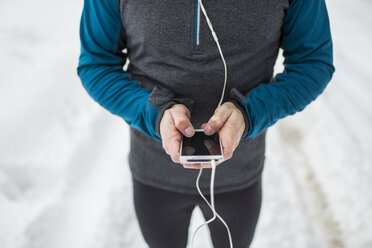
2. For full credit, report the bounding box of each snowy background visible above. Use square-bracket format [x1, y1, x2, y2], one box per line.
[0, 0, 371, 247]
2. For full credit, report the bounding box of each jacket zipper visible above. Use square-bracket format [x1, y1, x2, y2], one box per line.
[194, 0, 200, 45]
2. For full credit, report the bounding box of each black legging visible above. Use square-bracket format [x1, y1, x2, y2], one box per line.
[132, 177, 262, 248]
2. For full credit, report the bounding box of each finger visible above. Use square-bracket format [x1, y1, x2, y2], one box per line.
[219, 108, 246, 160]
[160, 106, 189, 163]
[168, 133, 182, 163]
[232, 110, 246, 140]
[183, 160, 221, 168]
[183, 165, 202, 169]
[183, 163, 213, 169]
[170, 106, 194, 137]
[227, 111, 245, 146]
[160, 110, 174, 154]
[201, 123, 207, 129]
[204, 104, 233, 135]
[183, 163, 201, 169]
[184, 163, 202, 166]
[219, 125, 236, 160]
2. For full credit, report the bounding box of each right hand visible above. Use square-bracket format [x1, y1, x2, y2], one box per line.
[159, 104, 195, 163]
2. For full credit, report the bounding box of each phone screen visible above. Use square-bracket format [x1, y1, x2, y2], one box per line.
[181, 132, 222, 156]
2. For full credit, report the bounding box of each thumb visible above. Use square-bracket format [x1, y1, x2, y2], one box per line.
[170, 105, 195, 137]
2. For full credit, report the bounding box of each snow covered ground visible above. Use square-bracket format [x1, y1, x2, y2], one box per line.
[0, 0, 371, 247]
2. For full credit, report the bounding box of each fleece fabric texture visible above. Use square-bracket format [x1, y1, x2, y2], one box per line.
[78, 0, 334, 194]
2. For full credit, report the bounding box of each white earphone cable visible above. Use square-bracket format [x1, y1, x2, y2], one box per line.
[198, 0, 227, 108]
[191, 160, 233, 248]
[191, 1, 232, 248]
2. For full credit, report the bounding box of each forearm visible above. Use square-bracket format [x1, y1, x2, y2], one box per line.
[78, 0, 195, 141]
[77, 63, 161, 140]
[232, 0, 335, 138]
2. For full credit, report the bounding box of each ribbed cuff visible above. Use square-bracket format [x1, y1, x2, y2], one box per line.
[228, 88, 250, 139]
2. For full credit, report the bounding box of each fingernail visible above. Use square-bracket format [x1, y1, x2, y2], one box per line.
[205, 125, 214, 135]
[185, 126, 194, 136]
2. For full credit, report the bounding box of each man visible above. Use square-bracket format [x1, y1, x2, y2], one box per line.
[78, 0, 334, 247]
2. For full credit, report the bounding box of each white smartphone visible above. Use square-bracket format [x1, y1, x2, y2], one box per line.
[179, 129, 224, 164]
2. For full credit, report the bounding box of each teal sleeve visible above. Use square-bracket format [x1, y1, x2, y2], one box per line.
[237, 0, 335, 138]
[77, 0, 161, 141]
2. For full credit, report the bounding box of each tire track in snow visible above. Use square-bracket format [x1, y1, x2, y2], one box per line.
[278, 123, 346, 248]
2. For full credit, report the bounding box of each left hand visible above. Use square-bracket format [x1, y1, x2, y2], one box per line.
[183, 102, 246, 169]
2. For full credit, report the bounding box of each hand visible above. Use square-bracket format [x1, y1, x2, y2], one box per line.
[205, 102, 245, 159]
[183, 102, 246, 169]
[160, 104, 195, 163]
